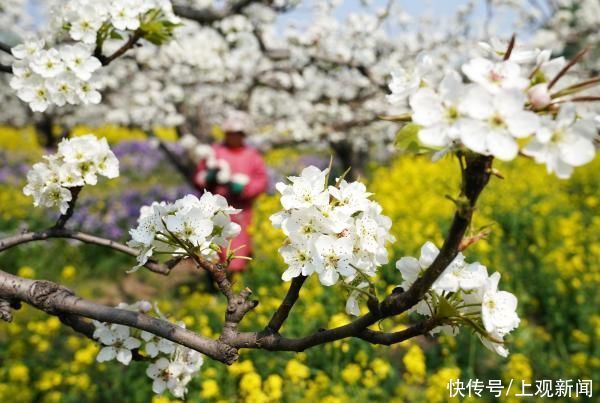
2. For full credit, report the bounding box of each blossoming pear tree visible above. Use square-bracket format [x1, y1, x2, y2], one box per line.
[2, 0, 596, 178]
[1, 0, 599, 399]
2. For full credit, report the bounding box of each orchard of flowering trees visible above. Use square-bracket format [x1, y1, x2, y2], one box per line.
[0, 0, 599, 399]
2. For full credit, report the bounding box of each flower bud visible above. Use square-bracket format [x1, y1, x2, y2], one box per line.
[528, 83, 551, 109]
[137, 300, 153, 313]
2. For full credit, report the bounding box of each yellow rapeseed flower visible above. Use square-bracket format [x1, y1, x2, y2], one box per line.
[403, 345, 426, 384]
[74, 344, 99, 365]
[503, 353, 532, 383]
[36, 371, 62, 391]
[425, 367, 461, 403]
[200, 379, 220, 399]
[328, 313, 350, 328]
[371, 358, 391, 379]
[341, 363, 362, 384]
[228, 359, 255, 376]
[17, 266, 36, 279]
[285, 359, 310, 383]
[264, 374, 283, 400]
[8, 364, 29, 383]
[240, 372, 262, 394]
[61, 265, 77, 280]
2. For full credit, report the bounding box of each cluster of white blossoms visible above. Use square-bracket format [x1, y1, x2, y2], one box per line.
[56, 0, 179, 45]
[396, 242, 520, 357]
[389, 41, 599, 178]
[271, 166, 395, 294]
[127, 193, 241, 270]
[10, 41, 102, 112]
[9, 0, 179, 112]
[93, 301, 203, 398]
[23, 134, 119, 213]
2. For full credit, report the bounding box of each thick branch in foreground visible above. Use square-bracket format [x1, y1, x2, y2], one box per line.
[0, 229, 170, 275]
[0, 270, 238, 364]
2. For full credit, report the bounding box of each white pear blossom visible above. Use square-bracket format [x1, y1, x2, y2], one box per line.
[280, 241, 317, 281]
[92, 302, 203, 398]
[272, 166, 395, 295]
[478, 38, 540, 64]
[146, 357, 186, 396]
[462, 58, 529, 94]
[110, 0, 142, 31]
[145, 344, 203, 398]
[387, 53, 434, 104]
[481, 272, 520, 334]
[141, 332, 176, 358]
[30, 49, 65, 78]
[479, 330, 510, 357]
[94, 324, 142, 366]
[345, 281, 369, 316]
[9, 0, 179, 112]
[409, 70, 469, 148]
[279, 166, 330, 210]
[164, 208, 214, 246]
[11, 39, 45, 59]
[393, 46, 597, 177]
[10, 40, 103, 111]
[459, 87, 540, 160]
[128, 193, 240, 270]
[523, 104, 597, 178]
[313, 234, 354, 286]
[395, 241, 520, 356]
[60, 44, 102, 81]
[23, 135, 119, 213]
[527, 83, 551, 110]
[328, 179, 371, 215]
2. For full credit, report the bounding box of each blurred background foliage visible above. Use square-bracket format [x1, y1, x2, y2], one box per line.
[0, 127, 598, 402]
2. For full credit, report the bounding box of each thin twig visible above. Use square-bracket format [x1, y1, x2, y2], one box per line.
[53, 186, 82, 229]
[97, 31, 143, 66]
[503, 33, 516, 61]
[548, 47, 590, 90]
[0, 229, 170, 275]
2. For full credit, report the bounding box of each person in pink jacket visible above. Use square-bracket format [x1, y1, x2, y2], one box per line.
[193, 111, 268, 272]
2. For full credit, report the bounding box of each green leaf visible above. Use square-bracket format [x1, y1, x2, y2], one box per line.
[394, 123, 421, 152]
[436, 294, 459, 318]
[140, 19, 177, 45]
[109, 30, 124, 40]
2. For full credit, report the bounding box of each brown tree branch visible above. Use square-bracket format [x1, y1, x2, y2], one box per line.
[267, 275, 307, 333]
[0, 229, 170, 275]
[0, 269, 238, 364]
[0, 155, 495, 366]
[358, 318, 441, 345]
[380, 155, 493, 317]
[52, 186, 82, 229]
[0, 63, 12, 73]
[96, 31, 143, 66]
